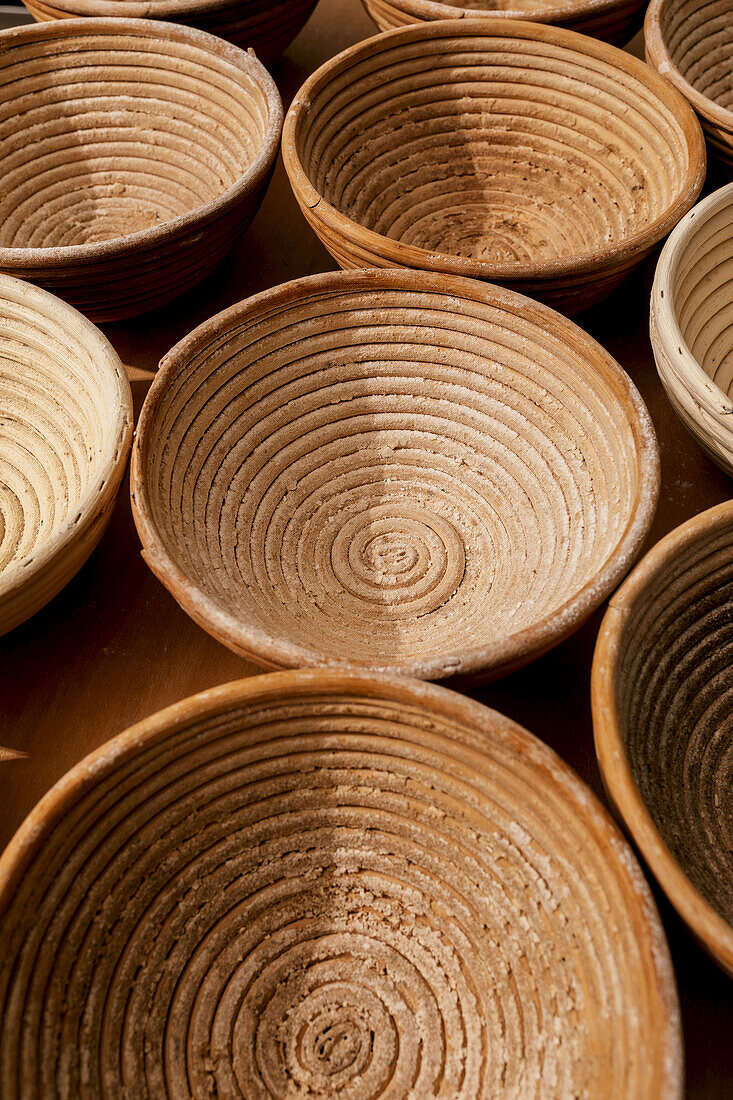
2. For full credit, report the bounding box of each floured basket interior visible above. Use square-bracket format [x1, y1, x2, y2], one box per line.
[0, 672, 682, 1098]
[132, 269, 659, 681]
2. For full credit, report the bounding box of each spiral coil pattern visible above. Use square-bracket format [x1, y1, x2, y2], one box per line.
[21, 0, 319, 63]
[673, 207, 733, 390]
[618, 524, 733, 925]
[646, 0, 733, 165]
[0, 672, 682, 1098]
[660, 0, 733, 110]
[132, 270, 658, 682]
[0, 273, 131, 635]
[594, 503, 733, 974]
[283, 20, 705, 314]
[651, 183, 733, 476]
[0, 20, 282, 320]
[361, 0, 646, 47]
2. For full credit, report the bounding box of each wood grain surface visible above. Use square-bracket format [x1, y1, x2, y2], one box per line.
[0, 2, 731, 1095]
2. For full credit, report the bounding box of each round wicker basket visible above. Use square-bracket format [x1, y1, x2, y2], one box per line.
[646, 0, 733, 169]
[593, 500, 733, 977]
[132, 268, 660, 682]
[0, 273, 132, 635]
[0, 670, 683, 1097]
[0, 19, 283, 320]
[362, 0, 645, 47]
[20, 0, 318, 63]
[283, 19, 706, 314]
[651, 183, 733, 476]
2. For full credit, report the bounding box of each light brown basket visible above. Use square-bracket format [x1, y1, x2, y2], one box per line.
[283, 19, 706, 315]
[651, 183, 733, 477]
[131, 268, 660, 682]
[0, 670, 683, 1097]
[0, 19, 283, 321]
[593, 500, 733, 977]
[362, 0, 645, 47]
[20, 0, 318, 62]
[645, 0, 733, 169]
[0, 274, 132, 636]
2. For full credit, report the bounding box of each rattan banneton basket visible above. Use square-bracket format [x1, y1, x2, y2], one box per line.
[0, 670, 683, 1097]
[0, 274, 132, 636]
[651, 183, 733, 477]
[645, 0, 733, 169]
[20, 0, 318, 62]
[0, 19, 283, 321]
[131, 268, 660, 683]
[593, 501, 733, 977]
[283, 19, 706, 315]
[362, 0, 646, 46]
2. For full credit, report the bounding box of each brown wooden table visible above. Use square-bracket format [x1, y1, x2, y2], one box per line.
[1, 1, 731, 1093]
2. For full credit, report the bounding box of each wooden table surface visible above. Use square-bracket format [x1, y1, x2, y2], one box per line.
[1, 2, 731, 1094]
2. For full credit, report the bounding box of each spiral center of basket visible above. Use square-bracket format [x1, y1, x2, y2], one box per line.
[299, 1008, 371, 1078]
[143, 285, 647, 673]
[362, 533, 419, 578]
[330, 506, 466, 612]
[253, 957, 403, 1096]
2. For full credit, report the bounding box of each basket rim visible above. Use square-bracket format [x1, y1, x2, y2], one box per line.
[19, 0, 306, 15]
[0, 17, 283, 267]
[592, 498, 733, 977]
[282, 17, 706, 284]
[364, 0, 645, 26]
[130, 266, 660, 683]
